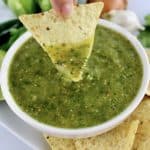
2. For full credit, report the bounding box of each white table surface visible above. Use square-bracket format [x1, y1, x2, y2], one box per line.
[0, 125, 31, 150]
[0, 0, 150, 150]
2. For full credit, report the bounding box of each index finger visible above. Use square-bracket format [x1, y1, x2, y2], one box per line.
[51, 0, 75, 17]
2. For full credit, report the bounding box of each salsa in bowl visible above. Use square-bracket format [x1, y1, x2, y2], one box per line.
[1, 20, 149, 138]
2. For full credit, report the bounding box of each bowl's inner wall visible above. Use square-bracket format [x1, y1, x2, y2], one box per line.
[8, 25, 143, 129]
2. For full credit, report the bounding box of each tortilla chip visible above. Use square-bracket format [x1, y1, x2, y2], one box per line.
[127, 98, 150, 150]
[19, 2, 103, 82]
[75, 120, 139, 150]
[132, 121, 150, 150]
[146, 50, 150, 96]
[44, 135, 75, 150]
[129, 97, 150, 122]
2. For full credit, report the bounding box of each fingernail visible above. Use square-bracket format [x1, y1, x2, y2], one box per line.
[61, 3, 73, 17]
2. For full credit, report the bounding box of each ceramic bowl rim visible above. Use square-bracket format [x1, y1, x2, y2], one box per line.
[1, 19, 149, 138]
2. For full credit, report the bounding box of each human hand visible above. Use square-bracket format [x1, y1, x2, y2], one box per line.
[51, 0, 75, 17]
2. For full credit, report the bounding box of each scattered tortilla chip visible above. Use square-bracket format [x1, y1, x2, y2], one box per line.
[19, 2, 103, 82]
[132, 121, 150, 150]
[44, 135, 75, 150]
[129, 97, 150, 122]
[127, 98, 150, 150]
[146, 50, 150, 96]
[75, 120, 139, 150]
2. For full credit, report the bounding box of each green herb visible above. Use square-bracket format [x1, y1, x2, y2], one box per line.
[36, 0, 52, 12]
[0, 19, 26, 51]
[3, 0, 52, 16]
[1, 27, 26, 50]
[138, 27, 150, 48]
[0, 19, 21, 33]
[145, 15, 150, 26]
[7, 0, 37, 16]
[138, 14, 150, 48]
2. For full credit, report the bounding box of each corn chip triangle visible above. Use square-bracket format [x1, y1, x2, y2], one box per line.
[19, 2, 103, 81]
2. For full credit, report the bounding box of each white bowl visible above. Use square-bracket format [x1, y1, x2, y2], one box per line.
[1, 19, 150, 138]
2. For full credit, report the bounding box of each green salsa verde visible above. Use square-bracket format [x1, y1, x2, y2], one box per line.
[9, 25, 143, 128]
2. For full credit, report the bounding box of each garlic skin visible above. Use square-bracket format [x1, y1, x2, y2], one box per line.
[104, 10, 144, 33]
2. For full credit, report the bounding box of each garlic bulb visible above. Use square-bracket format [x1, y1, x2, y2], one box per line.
[103, 10, 144, 33]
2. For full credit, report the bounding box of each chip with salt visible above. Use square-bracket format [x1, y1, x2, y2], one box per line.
[44, 135, 75, 150]
[128, 97, 150, 150]
[19, 2, 103, 81]
[74, 120, 139, 150]
[132, 121, 150, 150]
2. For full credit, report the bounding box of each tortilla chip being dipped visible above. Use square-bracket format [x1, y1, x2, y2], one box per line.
[19, 2, 104, 82]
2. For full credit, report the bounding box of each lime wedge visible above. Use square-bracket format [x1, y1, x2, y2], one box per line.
[0, 50, 6, 101]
